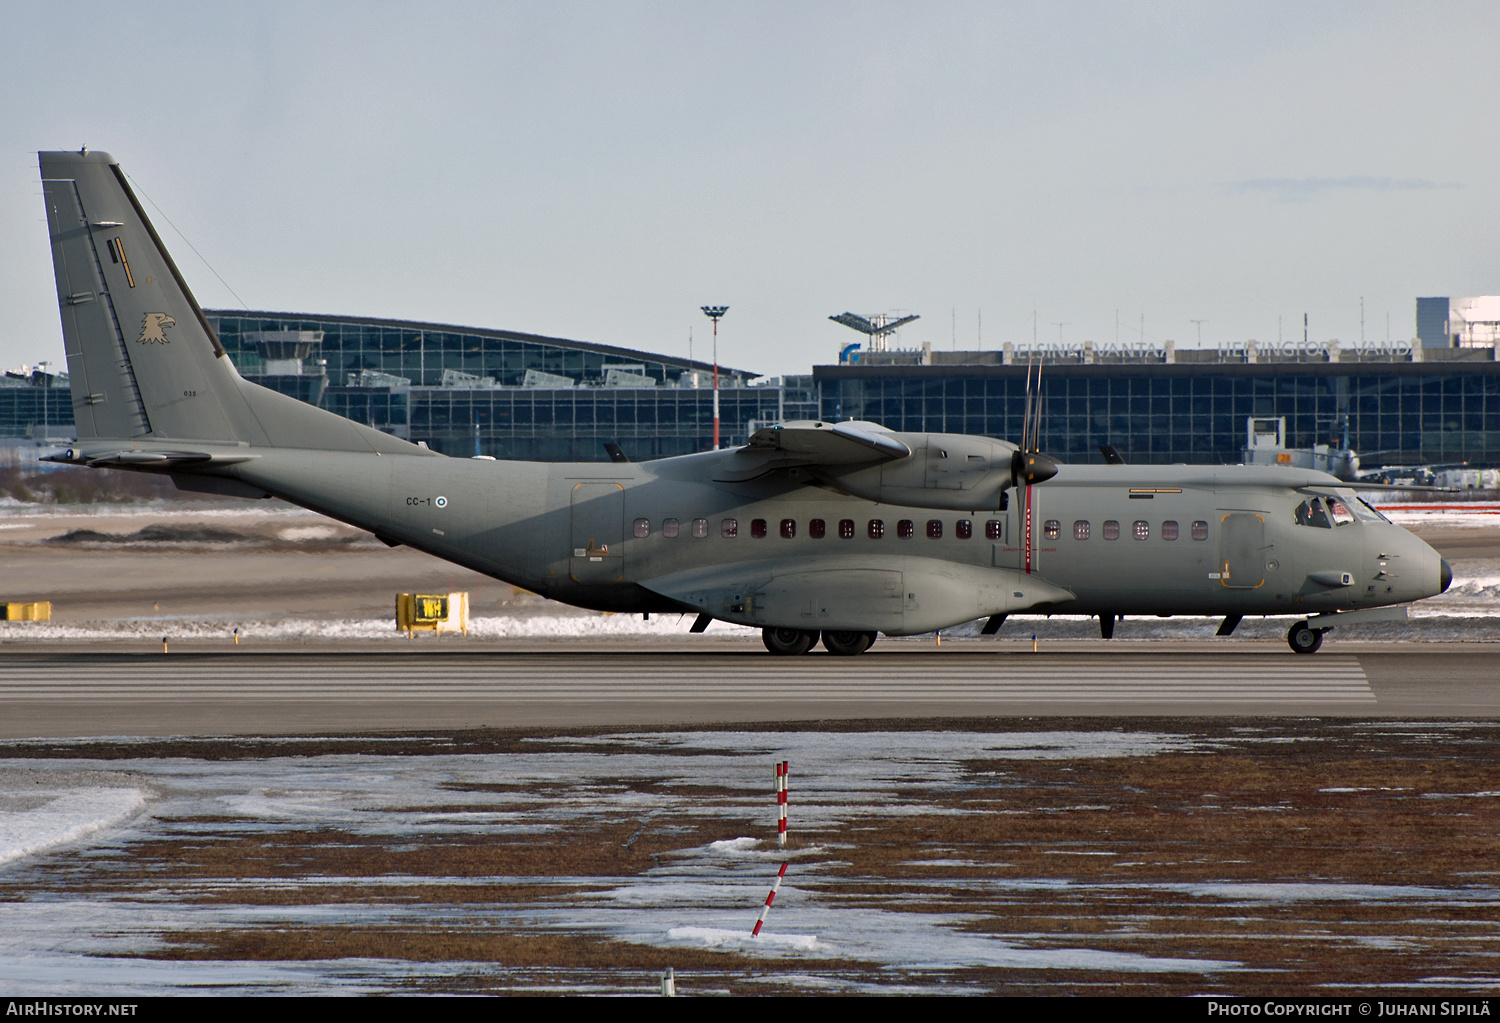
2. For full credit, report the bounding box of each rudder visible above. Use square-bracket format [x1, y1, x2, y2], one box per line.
[40, 150, 251, 442]
[39, 150, 415, 455]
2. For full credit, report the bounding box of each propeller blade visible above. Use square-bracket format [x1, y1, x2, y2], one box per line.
[1019, 354, 1033, 454]
[1032, 360, 1044, 452]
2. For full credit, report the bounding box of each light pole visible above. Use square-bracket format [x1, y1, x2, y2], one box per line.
[38, 361, 50, 440]
[701, 306, 728, 449]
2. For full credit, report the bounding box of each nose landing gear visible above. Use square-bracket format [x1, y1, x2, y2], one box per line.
[1287, 620, 1325, 654]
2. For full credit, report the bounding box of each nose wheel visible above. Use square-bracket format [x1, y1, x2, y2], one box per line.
[1287, 621, 1325, 654]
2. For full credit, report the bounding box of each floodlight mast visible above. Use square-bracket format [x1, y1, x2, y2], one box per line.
[828, 312, 920, 354]
[701, 306, 729, 449]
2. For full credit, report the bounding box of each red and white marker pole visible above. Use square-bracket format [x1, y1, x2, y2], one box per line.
[751, 862, 788, 937]
[776, 760, 789, 848]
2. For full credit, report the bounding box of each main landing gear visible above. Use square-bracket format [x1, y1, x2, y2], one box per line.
[1286, 620, 1326, 655]
[761, 628, 878, 656]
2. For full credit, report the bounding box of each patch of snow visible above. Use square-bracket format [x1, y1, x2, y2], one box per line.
[0, 787, 147, 864]
[669, 925, 822, 951]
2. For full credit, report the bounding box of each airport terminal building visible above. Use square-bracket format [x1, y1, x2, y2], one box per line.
[818, 338, 1500, 467]
[4, 304, 1499, 470]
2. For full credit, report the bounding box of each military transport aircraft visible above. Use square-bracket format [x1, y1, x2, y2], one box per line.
[36, 150, 1452, 655]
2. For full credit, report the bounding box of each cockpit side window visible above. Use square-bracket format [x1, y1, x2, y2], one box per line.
[1327, 499, 1355, 526]
[1295, 498, 1333, 528]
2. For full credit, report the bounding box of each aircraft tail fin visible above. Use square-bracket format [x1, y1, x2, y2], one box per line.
[39, 150, 409, 453]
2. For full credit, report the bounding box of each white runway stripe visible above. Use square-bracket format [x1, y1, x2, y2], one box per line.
[0, 655, 1375, 702]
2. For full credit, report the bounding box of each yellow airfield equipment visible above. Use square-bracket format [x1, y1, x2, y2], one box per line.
[2, 602, 52, 622]
[396, 592, 469, 637]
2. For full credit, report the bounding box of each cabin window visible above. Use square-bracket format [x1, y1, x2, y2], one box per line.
[692, 517, 708, 538]
[1133, 519, 1149, 540]
[1073, 520, 1090, 540]
[720, 518, 738, 538]
[633, 518, 650, 538]
[809, 518, 826, 539]
[1161, 520, 1178, 541]
[897, 519, 915, 539]
[751, 518, 767, 538]
[839, 518, 855, 539]
[868, 519, 885, 539]
[1102, 520, 1120, 540]
[781, 518, 796, 539]
[1043, 519, 1060, 540]
[662, 518, 679, 538]
[985, 519, 1003, 540]
[956, 519, 972, 539]
[927, 519, 943, 539]
[1191, 520, 1208, 540]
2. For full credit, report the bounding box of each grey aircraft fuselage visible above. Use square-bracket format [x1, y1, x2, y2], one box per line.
[35, 148, 1451, 654]
[197, 444, 1444, 638]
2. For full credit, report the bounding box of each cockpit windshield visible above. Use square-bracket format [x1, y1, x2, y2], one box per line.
[1295, 496, 1356, 528]
[1351, 497, 1390, 523]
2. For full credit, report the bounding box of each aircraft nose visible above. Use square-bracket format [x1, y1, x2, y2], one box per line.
[1440, 557, 1452, 593]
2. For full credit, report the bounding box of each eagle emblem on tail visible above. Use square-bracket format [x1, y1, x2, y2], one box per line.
[136, 313, 176, 344]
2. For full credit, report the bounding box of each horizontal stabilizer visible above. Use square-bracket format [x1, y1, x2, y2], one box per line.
[44, 444, 259, 469]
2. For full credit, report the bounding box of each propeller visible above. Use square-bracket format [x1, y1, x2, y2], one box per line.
[1012, 354, 1059, 486]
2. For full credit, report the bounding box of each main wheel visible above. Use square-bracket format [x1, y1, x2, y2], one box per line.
[1287, 621, 1325, 655]
[762, 627, 816, 656]
[821, 630, 876, 656]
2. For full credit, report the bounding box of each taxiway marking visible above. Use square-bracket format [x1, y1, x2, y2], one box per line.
[0, 655, 1375, 702]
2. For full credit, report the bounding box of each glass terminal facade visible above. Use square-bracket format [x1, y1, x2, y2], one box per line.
[4, 308, 1497, 470]
[816, 354, 1500, 467]
[204, 312, 795, 461]
[0, 369, 72, 440]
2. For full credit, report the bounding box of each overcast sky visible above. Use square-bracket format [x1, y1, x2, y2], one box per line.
[2, 1, 1496, 377]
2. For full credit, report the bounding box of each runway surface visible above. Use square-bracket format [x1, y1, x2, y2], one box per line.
[1, 643, 1495, 736]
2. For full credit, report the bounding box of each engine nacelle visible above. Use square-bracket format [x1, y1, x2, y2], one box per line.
[814, 433, 1020, 511]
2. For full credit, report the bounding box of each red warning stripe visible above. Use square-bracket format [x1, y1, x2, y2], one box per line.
[1023, 484, 1034, 574]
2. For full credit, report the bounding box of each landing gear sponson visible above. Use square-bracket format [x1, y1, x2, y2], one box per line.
[761, 628, 878, 656]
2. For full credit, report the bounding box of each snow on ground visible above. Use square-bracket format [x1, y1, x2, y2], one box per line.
[0, 730, 1240, 993]
[1376, 503, 1500, 530]
[0, 782, 146, 865]
[0, 499, 320, 517]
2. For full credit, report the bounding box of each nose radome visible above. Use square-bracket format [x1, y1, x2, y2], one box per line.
[1441, 558, 1453, 593]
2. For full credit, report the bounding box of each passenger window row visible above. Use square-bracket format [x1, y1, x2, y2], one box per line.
[631, 517, 1003, 540]
[1046, 518, 1209, 541]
